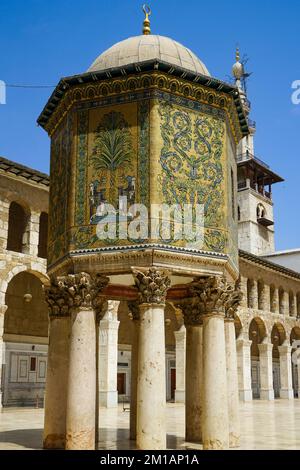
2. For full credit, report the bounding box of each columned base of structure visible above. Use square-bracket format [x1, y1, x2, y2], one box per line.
[239, 390, 253, 402]
[99, 391, 118, 408]
[280, 389, 294, 399]
[175, 390, 185, 403]
[260, 389, 274, 401]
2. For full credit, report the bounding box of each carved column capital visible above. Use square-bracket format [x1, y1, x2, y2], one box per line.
[45, 273, 109, 318]
[132, 267, 171, 305]
[128, 301, 140, 321]
[224, 288, 243, 321]
[176, 298, 203, 326]
[189, 276, 235, 317]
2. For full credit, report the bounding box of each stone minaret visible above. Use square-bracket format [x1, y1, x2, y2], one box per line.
[232, 48, 284, 256]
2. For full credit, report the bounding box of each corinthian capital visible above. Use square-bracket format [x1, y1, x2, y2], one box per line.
[45, 272, 109, 317]
[189, 276, 235, 316]
[176, 298, 203, 326]
[132, 267, 171, 305]
[225, 288, 243, 320]
[128, 301, 140, 321]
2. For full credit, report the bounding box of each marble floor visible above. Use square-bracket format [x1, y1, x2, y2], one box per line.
[0, 400, 300, 450]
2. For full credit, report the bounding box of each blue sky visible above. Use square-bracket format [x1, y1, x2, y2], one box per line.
[0, 0, 299, 250]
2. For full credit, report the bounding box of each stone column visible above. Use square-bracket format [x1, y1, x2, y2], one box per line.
[239, 276, 248, 309]
[281, 291, 289, 316]
[291, 294, 297, 317]
[25, 211, 40, 256]
[278, 342, 294, 399]
[98, 301, 120, 408]
[258, 341, 274, 400]
[43, 284, 70, 449]
[0, 305, 7, 408]
[249, 280, 258, 310]
[190, 276, 231, 450]
[128, 301, 139, 440]
[180, 299, 203, 443]
[64, 273, 108, 450]
[174, 325, 186, 403]
[296, 355, 300, 398]
[236, 336, 253, 401]
[271, 287, 279, 314]
[133, 268, 170, 450]
[224, 288, 243, 448]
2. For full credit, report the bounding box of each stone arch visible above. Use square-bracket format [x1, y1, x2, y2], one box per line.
[249, 317, 267, 357]
[4, 271, 49, 338]
[271, 322, 286, 359]
[290, 326, 300, 345]
[234, 314, 242, 339]
[0, 265, 49, 305]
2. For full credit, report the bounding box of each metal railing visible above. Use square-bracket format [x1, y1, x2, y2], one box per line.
[237, 152, 270, 170]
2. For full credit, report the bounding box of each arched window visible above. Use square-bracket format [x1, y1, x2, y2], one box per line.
[38, 212, 48, 259]
[257, 203, 266, 219]
[6, 202, 30, 253]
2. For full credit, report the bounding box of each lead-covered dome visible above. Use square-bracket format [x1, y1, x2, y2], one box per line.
[88, 35, 210, 76]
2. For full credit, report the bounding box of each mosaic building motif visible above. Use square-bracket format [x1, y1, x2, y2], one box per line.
[158, 99, 227, 253]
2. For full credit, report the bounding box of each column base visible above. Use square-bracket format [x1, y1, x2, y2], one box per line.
[175, 390, 185, 403]
[239, 390, 253, 402]
[99, 391, 118, 408]
[280, 389, 294, 399]
[260, 389, 274, 401]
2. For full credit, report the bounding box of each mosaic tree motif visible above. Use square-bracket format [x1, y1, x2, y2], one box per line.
[90, 111, 134, 205]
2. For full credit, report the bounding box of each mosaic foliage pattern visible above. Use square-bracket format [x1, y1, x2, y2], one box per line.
[158, 100, 226, 252]
[48, 115, 72, 265]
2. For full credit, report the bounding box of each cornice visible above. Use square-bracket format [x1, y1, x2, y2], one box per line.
[37, 61, 248, 143]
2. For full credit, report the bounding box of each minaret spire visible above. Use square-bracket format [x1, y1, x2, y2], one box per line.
[142, 4, 152, 35]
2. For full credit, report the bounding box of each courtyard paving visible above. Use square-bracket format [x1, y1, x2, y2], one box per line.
[0, 400, 299, 450]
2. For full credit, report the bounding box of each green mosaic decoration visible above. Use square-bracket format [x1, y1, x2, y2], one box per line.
[138, 99, 150, 206]
[75, 109, 89, 226]
[48, 114, 72, 264]
[158, 99, 226, 252]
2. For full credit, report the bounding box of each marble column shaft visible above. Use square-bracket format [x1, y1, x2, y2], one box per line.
[258, 342, 274, 400]
[134, 267, 170, 450]
[66, 306, 96, 450]
[98, 301, 120, 408]
[185, 322, 203, 443]
[236, 337, 253, 401]
[43, 314, 70, 449]
[278, 343, 294, 399]
[0, 305, 7, 408]
[225, 319, 240, 448]
[174, 326, 186, 404]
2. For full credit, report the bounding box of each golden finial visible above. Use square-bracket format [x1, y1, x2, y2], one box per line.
[236, 46, 240, 62]
[142, 4, 152, 35]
